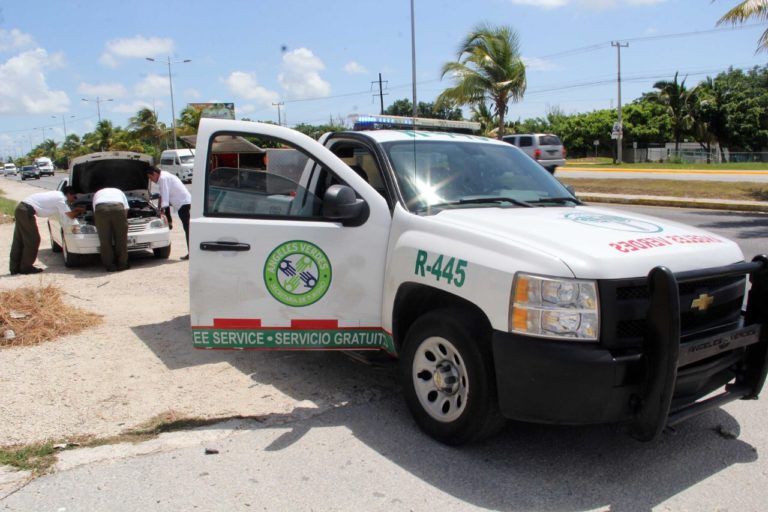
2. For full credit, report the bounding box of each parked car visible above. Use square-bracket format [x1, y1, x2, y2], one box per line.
[20, 165, 41, 180]
[158, 148, 194, 183]
[502, 133, 566, 174]
[3, 163, 17, 176]
[34, 157, 55, 176]
[47, 151, 172, 267]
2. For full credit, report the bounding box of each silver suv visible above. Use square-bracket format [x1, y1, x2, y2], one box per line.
[502, 133, 566, 174]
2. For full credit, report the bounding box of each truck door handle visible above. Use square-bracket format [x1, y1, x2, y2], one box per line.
[200, 241, 251, 252]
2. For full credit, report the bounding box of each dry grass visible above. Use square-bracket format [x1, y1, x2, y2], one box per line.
[0, 284, 102, 348]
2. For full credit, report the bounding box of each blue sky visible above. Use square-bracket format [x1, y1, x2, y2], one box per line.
[0, 0, 765, 156]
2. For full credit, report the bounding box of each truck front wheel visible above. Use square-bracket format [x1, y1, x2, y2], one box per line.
[400, 309, 503, 445]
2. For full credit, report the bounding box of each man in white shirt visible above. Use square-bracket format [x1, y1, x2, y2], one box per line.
[93, 187, 130, 272]
[10, 187, 83, 275]
[147, 166, 191, 260]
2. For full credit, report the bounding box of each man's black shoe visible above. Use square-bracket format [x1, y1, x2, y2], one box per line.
[20, 267, 43, 274]
[180, 254, 189, 261]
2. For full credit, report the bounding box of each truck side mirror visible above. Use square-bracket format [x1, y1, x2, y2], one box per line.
[323, 184, 368, 226]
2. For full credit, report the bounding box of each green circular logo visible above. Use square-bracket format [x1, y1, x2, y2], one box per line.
[264, 241, 332, 307]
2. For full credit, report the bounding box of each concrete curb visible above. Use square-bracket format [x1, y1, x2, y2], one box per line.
[579, 193, 768, 213]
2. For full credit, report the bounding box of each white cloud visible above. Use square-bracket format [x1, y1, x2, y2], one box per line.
[111, 100, 160, 114]
[0, 29, 34, 52]
[134, 74, 170, 97]
[0, 48, 69, 114]
[522, 56, 558, 71]
[100, 35, 174, 67]
[278, 48, 331, 99]
[224, 71, 279, 106]
[344, 61, 367, 75]
[78, 82, 128, 98]
[184, 88, 201, 100]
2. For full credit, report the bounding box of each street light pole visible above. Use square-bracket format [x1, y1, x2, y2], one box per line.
[146, 56, 191, 150]
[410, 0, 418, 118]
[52, 115, 75, 140]
[81, 97, 113, 123]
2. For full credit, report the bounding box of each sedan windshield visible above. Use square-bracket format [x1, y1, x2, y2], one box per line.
[383, 139, 577, 213]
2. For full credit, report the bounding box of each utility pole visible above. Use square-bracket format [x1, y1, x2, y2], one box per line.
[611, 41, 628, 164]
[371, 73, 388, 115]
[272, 102, 284, 126]
[410, 0, 418, 118]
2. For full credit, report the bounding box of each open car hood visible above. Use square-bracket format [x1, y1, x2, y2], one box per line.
[69, 152, 153, 194]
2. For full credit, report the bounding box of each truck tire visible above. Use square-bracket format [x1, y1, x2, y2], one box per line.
[153, 245, 171, 259]
[62, 232, 81, 268]
[400, 308, 504, 445]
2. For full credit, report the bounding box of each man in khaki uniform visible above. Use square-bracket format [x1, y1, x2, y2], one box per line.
[92, 187, 130, 272]
[10, 187, 82, 275]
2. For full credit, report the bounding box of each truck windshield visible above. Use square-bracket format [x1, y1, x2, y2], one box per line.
[180, 155, 194, 164]
[382, 140, 576, 213]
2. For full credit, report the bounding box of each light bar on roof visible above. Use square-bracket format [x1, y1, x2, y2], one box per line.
[350, 114, 481, 134]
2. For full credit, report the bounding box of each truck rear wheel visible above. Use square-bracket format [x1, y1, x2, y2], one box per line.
[400, 309, 503, 445]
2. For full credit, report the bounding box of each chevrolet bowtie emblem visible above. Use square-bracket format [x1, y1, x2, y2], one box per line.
[691, 293, 714, 312]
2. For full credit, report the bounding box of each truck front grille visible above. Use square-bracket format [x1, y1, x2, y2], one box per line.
[600, 274, 746, 349]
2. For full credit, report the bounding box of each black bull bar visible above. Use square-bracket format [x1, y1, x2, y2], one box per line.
[631, 255, 768, 441]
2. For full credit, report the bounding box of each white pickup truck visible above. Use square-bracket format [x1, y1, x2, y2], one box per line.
[189, 118, 768, 445]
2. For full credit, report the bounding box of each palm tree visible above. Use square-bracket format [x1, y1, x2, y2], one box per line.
[718, 1, 768, 52]
[469, 101, 499, 138]
[92, 120, 115, 152]
[177, 106, 202, 135]
[694, 76, 731, 161]
[652, 72, 694, 152]
[129, 108, 164, 150]
[437, 23, 526, 139]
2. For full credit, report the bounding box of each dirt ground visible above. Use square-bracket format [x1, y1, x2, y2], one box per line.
[0, 177, 396, 446]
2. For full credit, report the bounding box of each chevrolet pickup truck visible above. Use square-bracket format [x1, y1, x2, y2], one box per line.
[188, 116, 767, 445]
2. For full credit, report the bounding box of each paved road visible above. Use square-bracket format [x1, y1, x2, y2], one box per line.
[559, 167, 768, 183]
[2, 204, 767, 511]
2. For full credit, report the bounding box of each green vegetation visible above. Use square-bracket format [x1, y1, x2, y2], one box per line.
[565, 162, 768, 170]
[718, 1, 768, 52]
[561, 178, 768, 202]
[511, 66, 768, 158]
[0, 191, 16, 223]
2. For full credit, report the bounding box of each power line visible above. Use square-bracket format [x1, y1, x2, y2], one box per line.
[534, 23, 768, 61]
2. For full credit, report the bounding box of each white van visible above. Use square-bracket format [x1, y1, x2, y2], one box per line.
[159, 148, 194, 183]
[34, 157, 55, 176]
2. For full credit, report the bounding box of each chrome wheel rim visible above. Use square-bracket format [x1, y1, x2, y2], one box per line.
[412, 336, 468, 423]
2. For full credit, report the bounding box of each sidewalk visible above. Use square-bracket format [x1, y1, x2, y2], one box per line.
[579, 192, 767, 212]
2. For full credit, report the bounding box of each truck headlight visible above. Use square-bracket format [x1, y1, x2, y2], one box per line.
[70, 224, 97, 234]
[510, 273, 599, 341]
[149, 218, 167, 229]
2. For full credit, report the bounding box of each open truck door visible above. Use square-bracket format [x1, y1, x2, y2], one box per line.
[189, 120, 393, 352]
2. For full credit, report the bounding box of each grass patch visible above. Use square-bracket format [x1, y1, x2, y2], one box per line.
[0, 285, 102, 348]
[0, 411, 264, 476]
[565, 161, 768, 170]
[560, 178, 768, 202]
[0, 190, 15, 224]
[0, 442, 57, 474]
